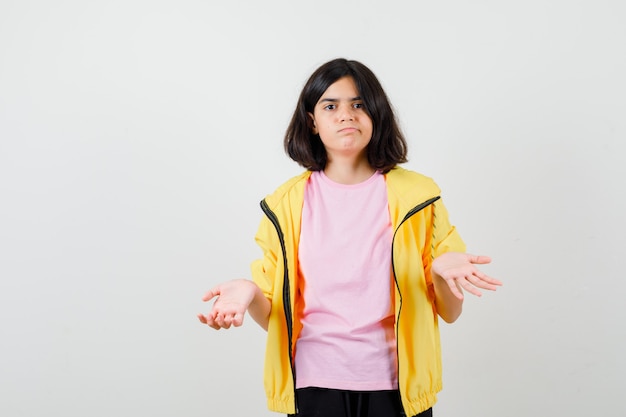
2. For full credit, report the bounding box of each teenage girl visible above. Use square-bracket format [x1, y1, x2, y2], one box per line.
[198, 58, 502, 417]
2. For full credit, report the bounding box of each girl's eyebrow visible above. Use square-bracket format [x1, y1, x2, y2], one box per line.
[319, 96, 362, 103]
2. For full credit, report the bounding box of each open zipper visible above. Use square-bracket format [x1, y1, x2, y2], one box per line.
[391, 195, 440, 414]
[260, 199, 297, 413]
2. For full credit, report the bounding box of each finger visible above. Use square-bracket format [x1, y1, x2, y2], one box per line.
[202, 288, 220, 302]
[472, 271, 503, 287]
[446, 279, 465, 300]
[483, 276, 503, 286]
[208, 312, 222, 330]
[216, 313, 233, 329]
[198, 313, 221, 330]
[465, 275, 496, 292]
[214, 312, 233, 329]
[232, 313, 244, 327]
[467, 254, 492, 265]
[459, 277, 483, 297]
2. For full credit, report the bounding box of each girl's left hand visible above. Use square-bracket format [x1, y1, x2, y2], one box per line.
[432, 252, 502, 299]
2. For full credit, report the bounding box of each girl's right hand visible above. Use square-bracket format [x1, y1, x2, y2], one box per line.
[197, 279, 259, 330]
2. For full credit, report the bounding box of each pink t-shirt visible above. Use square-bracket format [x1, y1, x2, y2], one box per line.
[295, 170, 397, 391]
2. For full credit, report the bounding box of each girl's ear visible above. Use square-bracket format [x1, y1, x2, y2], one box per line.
[308, 112, 318, 135]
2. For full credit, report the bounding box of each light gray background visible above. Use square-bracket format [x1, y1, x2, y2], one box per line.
[1, 1, 624, 416]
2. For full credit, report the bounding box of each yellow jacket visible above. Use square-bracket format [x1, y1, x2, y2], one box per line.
[250, 167, 466, 416]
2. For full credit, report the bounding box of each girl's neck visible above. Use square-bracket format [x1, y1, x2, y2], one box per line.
[323, 158, 376, 185]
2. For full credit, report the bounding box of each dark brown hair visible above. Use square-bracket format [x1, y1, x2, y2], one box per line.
[284, 58, 408, 173]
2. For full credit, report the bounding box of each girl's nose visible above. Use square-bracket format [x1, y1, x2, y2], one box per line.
[339, 105, 355, 122]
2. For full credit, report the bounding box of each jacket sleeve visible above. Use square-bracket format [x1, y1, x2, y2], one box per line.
[422, 198, 467, 287]
[431, 198, 466, 257]
[250, 214, 279, 301]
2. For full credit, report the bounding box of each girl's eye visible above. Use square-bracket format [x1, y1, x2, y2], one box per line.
[324, 104, 336, 110]
[353, 103, 364, 109]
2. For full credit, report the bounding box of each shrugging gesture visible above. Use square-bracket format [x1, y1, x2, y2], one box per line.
[197, 279, 270, 331]
[431, 252, 502, 322]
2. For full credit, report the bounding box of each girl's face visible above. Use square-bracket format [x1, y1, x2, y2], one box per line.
[309, 76, 373, 165]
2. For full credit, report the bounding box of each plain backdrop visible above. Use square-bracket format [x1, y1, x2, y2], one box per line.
[1, 1, 625, 416]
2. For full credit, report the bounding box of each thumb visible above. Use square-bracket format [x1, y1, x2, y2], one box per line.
[467, 254, 492, 265]
[202, 287, 220, 302]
